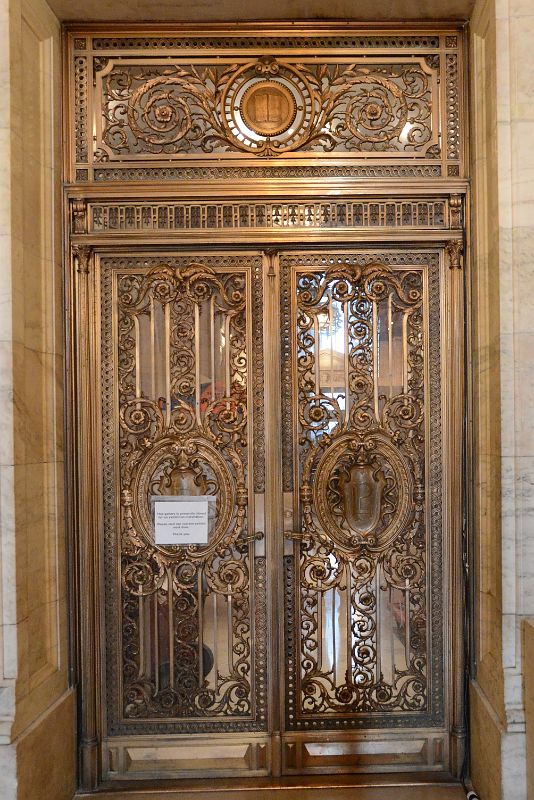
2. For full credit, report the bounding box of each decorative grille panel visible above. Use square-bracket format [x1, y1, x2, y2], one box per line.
[66, 26, 465, 182]
[100, 253, 267, 734]
[281, 250, 444, 730]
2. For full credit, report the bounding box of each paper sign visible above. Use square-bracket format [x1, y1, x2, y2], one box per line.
[154, 499, 209, 545]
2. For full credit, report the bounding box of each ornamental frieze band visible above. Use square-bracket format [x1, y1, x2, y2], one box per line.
[66, 27, 464, 182]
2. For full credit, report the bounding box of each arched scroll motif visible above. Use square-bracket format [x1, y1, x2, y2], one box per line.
[283, 253, 438, 726]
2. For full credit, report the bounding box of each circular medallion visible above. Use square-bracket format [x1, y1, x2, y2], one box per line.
[240, 80, 297, 137]
[312, 431, 413, 554]
[220, 58, 315, 155]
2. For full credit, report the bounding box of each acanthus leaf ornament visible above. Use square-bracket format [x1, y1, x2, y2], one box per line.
[99, 56, 437, 159]
[446, 238, 463, 269]
[73, 244, 92, 274]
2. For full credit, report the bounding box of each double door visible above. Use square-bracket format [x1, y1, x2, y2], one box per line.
[76, 243, 464, 783]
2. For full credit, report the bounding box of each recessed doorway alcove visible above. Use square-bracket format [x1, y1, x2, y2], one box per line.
[1, 2, 533, 800]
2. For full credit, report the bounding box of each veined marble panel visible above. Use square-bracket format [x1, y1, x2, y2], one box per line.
[470, 0, 534, 797]
[0, 0, 73, 798]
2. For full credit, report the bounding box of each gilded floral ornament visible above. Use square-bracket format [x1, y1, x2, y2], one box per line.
[99, 56, 436, 158]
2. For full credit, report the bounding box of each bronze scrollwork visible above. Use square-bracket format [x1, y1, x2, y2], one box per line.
[99, 56, 437, 158]
[285, 256, 430, 720]
[115, 260, 258, 722]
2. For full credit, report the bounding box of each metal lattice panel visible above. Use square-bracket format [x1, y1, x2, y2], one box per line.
[100, 253, 268, 734]
[280, 250, 444, 730]
[65, 26, 465, 182]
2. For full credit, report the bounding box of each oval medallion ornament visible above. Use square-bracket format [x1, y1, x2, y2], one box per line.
[130, 436, 235, 558]
[313, 431, 413, 553]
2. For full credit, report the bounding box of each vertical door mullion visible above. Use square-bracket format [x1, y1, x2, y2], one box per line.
[262, 250, 284, 776]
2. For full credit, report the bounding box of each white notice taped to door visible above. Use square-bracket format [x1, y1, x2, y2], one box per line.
[154, 499, 210, 545]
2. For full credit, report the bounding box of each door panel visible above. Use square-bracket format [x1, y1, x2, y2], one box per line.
[91, 245, 459, 781]
[99, 252, 270, 778]
[280, 250, 449, 772]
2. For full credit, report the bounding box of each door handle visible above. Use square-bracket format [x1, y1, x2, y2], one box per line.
[242, 530, 264, 543]
[284, 530, 305, 541]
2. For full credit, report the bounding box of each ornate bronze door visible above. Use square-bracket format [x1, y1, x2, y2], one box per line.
[64, 22, 467, 791]
[278, 248, 463, 774]
[71, 241, 463, 784]
[90, 251, 270, 779]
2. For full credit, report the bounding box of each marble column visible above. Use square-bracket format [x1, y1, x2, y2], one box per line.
[0, 0, 75, 798]
[470, 0, 534, 798]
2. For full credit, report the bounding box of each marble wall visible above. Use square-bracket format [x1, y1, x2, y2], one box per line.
[524, 621, 534, 800]
[470, 0, 534, 798]
[0, 0, 75, 798]
[469, 3, 505, 798]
